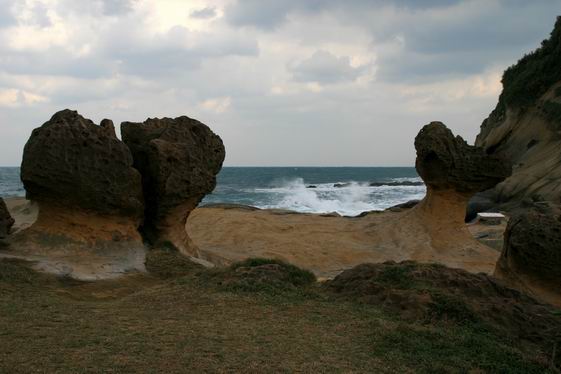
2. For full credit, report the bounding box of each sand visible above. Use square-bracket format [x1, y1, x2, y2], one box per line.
[2, 197, 505, 280]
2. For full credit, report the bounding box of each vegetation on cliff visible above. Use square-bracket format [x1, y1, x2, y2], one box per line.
[487, 16, 561, 121]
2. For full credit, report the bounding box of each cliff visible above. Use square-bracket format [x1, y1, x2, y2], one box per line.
[474, 16, 561, 211]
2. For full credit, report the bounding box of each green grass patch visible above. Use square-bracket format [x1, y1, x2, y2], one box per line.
[427, 292, 480, 326]
[376, 264, 415, 289]
[205, 258, 317, 297]
[144, 248, 202, 279]
[372, 323, 549, 373]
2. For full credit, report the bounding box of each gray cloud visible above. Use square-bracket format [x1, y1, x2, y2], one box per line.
[0, 0, 16, 27]
[190, 7, 217, 19]
[225, 0, 464, 30]
[289, 50, 367, 84]
[101, 0, 136, 15]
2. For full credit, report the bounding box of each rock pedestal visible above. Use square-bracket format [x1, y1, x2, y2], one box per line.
[122, 116, 225, 255]
[412, 122, 511, 241]
[20, 109, 144, 243]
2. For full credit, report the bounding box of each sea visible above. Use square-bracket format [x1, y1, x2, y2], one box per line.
[0, 167, 426, 216]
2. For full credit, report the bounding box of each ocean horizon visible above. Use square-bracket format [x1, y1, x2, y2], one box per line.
[0, 166, 426, 216]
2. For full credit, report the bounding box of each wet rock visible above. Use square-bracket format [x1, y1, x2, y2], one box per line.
[387, 199, 420, 212]
[495, 208, 561, 307]
[369, 181, 424, 187]
[122, 116, 225, 254]
[0, 197, 15, 238]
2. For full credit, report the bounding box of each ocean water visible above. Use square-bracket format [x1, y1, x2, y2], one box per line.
[0, 167, 426, 216]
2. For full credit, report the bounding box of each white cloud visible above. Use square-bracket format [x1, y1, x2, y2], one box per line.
[0, 0, 559, 166]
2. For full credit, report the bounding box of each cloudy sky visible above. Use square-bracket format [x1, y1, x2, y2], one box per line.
[0, 0, 559, 166]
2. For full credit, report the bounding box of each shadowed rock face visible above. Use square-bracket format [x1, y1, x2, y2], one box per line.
[495, 209, 561, 307]
[415, 122, 511, 194]
[0, 197, 15, 238]
[21, 110, 143, 221]
[121, 116, 225, 254]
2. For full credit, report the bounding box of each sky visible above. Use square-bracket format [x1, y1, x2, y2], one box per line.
[0, 0, 559, 166]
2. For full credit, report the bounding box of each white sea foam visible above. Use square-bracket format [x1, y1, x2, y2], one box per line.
[254, 178, 426, 216]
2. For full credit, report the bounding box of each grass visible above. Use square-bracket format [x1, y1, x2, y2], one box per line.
[0, 258, 555, 373]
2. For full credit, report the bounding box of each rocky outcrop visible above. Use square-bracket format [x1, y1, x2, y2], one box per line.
[20, 109, 144, 243]
[121, 116, 225, 255]
[495, 208, 561, 308]
[412, 122, 511, 237]
[0, 197, 15, 238]
[327, 261, 561, 349]
[473, 17, 561, 213]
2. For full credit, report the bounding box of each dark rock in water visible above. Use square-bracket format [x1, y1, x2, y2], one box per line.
[415, 122, 511, 193]
[306, 185, 317, 189]
[0, 197, 15, 238]
[333, 183, 350, 188]
[21, 109, 144, 221]
[387, 199, 420, 212]
[121, 116, 225, 254]
[369, 181, 424, 187]
[327, 261, 561, 346]
[495, 208, 561, 307]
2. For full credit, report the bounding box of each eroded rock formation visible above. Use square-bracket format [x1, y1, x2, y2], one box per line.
[5, 110, 225, 279]
[411, 122, 511, 243]
[121, 116, 225, 255]
[20, 109, 144, 243]
[0, 197, 15, 238]
[495, 208, 561, 308]
[473, 17, 561, 213]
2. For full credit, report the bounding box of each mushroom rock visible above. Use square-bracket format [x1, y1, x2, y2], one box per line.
[380, 122, 512, 273]
[121, 116, 225, 257]
[495, 208, 561, 308]
[413, 122, 511, 232]
[0, 197, 15, 238]
[19, 109, 144, 246]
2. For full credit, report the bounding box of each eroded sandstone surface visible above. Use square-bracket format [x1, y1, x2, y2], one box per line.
[495, 207, 561, 307]
[2, 110, 224, 279]
[122, 116, 225, 256]
[20, 110, 144, 243]
[473, 16, 561, 213]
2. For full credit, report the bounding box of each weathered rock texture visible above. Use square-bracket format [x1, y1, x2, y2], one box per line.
[474, 17, 561, 213]
[20, 109, 144, 243]
[495, 208, 561, 308]
[0, 197, 15, 238]
[121, 116, 225, 256]
[408, 122, 511, 252]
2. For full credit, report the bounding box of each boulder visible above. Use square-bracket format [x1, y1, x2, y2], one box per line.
[19, 109, 144, 244]
[0, 197, 15, 238]
[121, 116, 225, 255]
[495, 209, 561, 307]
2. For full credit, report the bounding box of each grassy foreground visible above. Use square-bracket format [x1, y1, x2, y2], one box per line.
[0, 252, 555, 373]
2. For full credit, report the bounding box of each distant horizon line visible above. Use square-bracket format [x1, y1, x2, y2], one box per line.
[0, 165, 417, 168]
